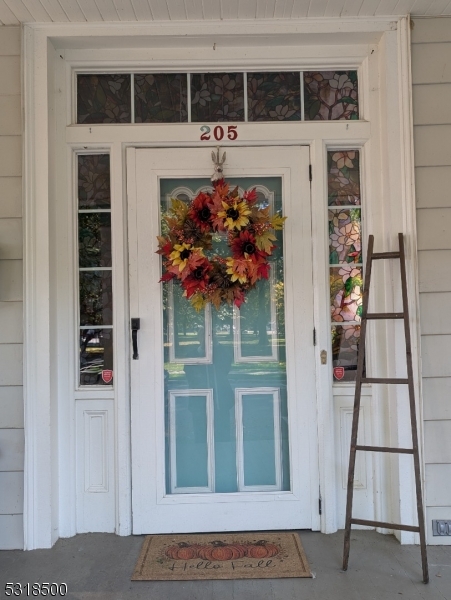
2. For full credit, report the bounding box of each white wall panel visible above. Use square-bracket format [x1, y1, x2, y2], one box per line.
[0, 137, 21, 177]
[0, 218, 22, 259]
[0, 177, 22, 218]
[417, 208, 451, 250]
[0, 428, 24, 471]
[413, 84, 451, 126]
[0, 471, 23, 513]
[0, 26, 20, 53]
[414, 125, 451, 167]
[418, 250, 451, 292]
[0, 514, 23, 549]
[412, 16, 451, 42]
[412, 43, 451, 84]
[76, 400, 116, 533]
[415, 167, 451, 209]
[421, 335, 451, 377]
[426, 464, 451, 506]
[0, 56, 20, 95]
[0, 260, 22, 301]
[0, 386, 23, 427]
[334, 391, 374, 529]
[0, 302, 22, 343]
[423, 377, 451, 421]
[419, 293, 451, 335]
[424, 420, 451, 463]
[0, 344, 22, 385]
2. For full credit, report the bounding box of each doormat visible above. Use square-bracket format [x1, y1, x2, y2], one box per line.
[132, 532, 312, 581]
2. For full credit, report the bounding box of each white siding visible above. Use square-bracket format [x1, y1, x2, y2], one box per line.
[412, 16, 451, 545]
[0, 26, 23, 550]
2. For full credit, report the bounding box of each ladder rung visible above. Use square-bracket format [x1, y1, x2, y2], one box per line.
[366, 312, 404, 320]
[355, 445, 414, 454]
[361, 377, 409, 384]
[350, 518, 420, 533]
[371, 252, 401, 260]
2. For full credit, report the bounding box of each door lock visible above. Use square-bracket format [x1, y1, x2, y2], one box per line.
[131, 318, 140, 360]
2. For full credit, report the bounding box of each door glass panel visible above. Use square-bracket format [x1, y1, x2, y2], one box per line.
[161, 177, 289, 494]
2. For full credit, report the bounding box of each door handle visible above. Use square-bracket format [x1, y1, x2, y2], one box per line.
[131, 318, 140, 360]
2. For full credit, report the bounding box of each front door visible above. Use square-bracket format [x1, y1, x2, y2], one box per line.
[127, 146, 317, 534]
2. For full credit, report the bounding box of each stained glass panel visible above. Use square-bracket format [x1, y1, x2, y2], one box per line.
[329, 208, 361, 264]
[247, 72, 301, 121]
[134, 73, 188, 123]
[79, 270, 113, 326]
[303, 71, 359, 120]
[78, 154, 111, 210]
[331, 325, 360, 382]
[80, 329, 113, 386]
[327, 150, 361, 206]
[330, 266, 363, 323]
[78, 213, 112, 268]
[77, 74, 131, 124]
[190, 73, 244, 122]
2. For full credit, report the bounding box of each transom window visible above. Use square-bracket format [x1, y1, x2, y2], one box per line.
[76, 70, 359, 124]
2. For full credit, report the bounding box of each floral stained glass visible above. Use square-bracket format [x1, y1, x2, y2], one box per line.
[78, 213, 112, 268]
[247, 72, 301, 121]
[78, 154, 111, 210]
[79, 271, 113, 327]
[77, 74, 131, 124]
[80, 329, 113, 386]
[328, 150, 360, 206]
[190, 73, 244, 122]
[303, 71, 359, 120]
[330, 266, 362, 324]
[329, 209, 361, 264]
[331, 325, 360, 382]
[134, 73, 187, 123]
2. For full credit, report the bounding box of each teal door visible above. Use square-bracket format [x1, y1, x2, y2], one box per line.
[161, 177, 289, 494]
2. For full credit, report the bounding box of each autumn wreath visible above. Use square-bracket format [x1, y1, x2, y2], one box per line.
[157, 178, 286, 310]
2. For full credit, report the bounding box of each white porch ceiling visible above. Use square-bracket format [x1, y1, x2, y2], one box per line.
[0, 0, 450, 25]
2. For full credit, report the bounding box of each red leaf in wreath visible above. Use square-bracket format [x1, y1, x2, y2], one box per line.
[159, 271, 176, 283]
[243, 188, 258, 204]
[257, 261, 271, 280]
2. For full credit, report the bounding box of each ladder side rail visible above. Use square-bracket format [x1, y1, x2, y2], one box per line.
[342, 234, 375, 571]
[398, 233, 429, 583]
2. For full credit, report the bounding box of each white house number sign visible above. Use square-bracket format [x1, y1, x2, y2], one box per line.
[200, 125, 239, 141]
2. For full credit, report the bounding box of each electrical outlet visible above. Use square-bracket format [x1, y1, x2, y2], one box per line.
[432, 520, 451, 536]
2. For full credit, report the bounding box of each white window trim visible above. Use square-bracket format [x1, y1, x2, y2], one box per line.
[23, 17, 422, 549]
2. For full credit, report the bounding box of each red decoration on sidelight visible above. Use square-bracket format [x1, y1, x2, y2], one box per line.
[333, 366, 345, 380]
[101, 369, 113, 384]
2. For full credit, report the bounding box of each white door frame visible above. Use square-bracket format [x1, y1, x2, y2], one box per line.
[23, 17, 421, 549]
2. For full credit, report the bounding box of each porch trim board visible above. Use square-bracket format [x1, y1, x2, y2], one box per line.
[23, 17, 421, 549]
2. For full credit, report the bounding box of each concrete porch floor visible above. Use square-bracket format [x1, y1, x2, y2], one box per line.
[1, 531, 450, 600]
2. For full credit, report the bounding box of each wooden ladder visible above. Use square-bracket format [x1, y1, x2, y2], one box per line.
[342, 233, 429, 584]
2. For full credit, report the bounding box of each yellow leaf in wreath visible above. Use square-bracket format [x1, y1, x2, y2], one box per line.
[191, 293, 207, 312]
[255, 230, 277, 253]
[170, 198, 189, 221]
[270, 214, 287, 230]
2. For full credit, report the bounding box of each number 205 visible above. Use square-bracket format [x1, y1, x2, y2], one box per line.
[200, 125, 238, 141]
